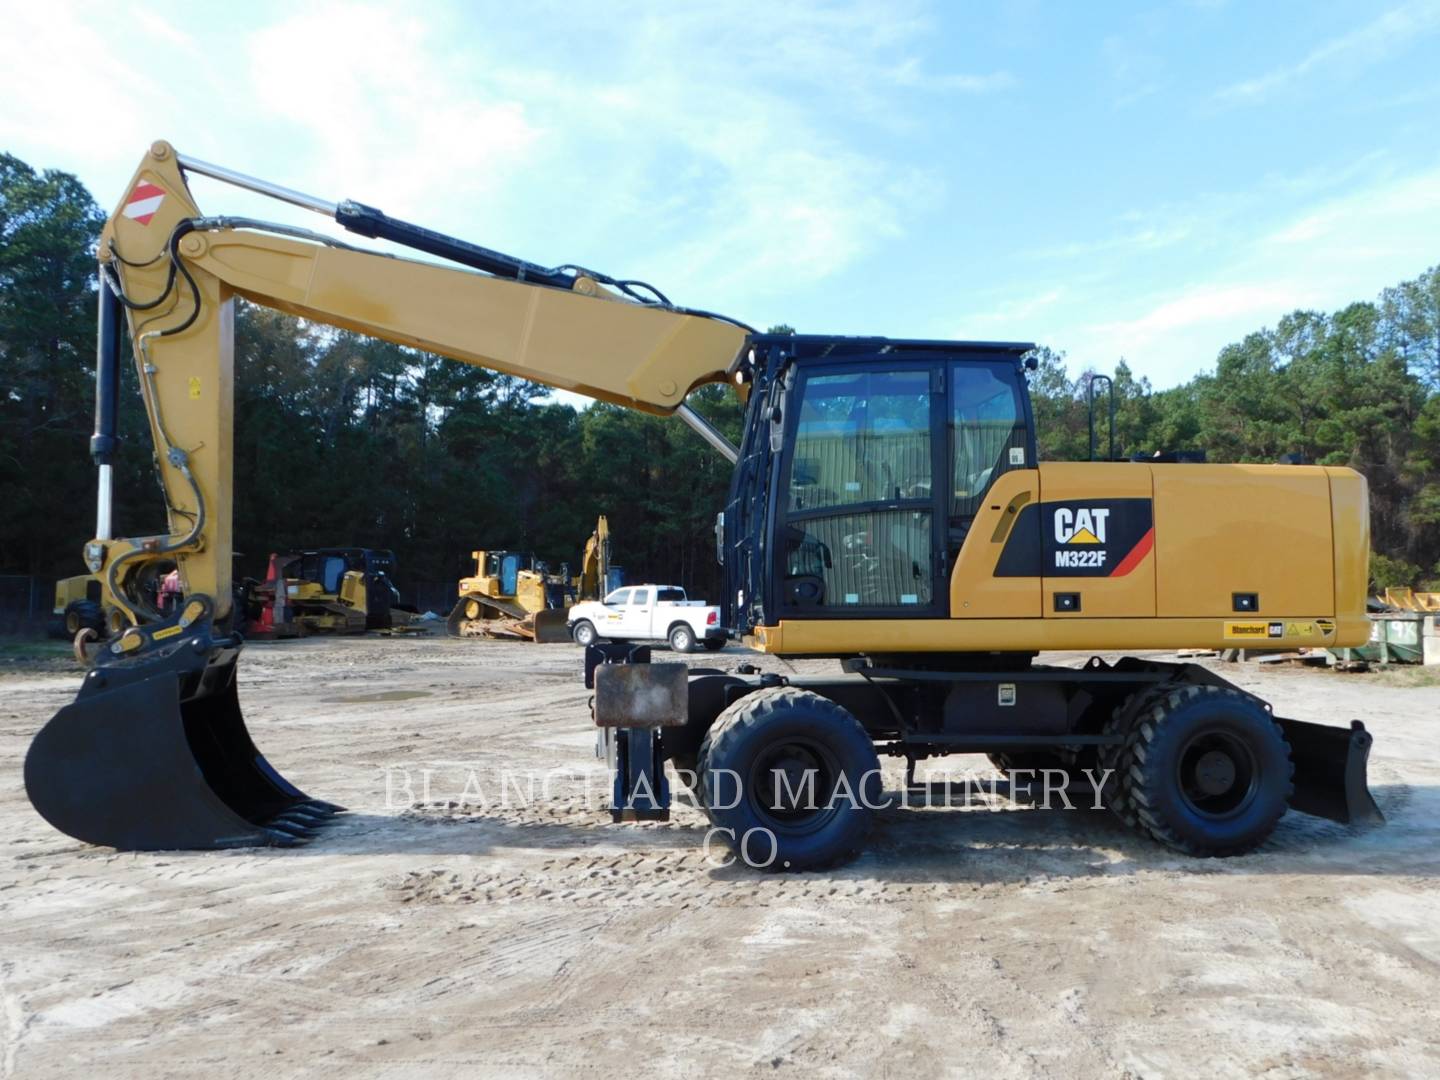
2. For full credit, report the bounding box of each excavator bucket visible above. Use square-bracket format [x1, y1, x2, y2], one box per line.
[1277, 716, 1384, 826]
[24, 621, 342, 851]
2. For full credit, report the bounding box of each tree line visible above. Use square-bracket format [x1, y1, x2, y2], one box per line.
[1, 151, 1436, 606]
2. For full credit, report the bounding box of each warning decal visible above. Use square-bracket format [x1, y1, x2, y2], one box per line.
[122, 181, 167, 225]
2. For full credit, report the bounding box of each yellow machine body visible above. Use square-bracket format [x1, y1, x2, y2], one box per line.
[755, 462, 1369, 655]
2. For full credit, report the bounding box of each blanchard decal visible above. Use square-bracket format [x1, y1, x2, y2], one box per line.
[993, 498, 1154, 578]
[1225, 621, 1285, 640]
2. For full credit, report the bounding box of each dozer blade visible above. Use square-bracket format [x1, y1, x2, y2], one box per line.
[24, 617, 343, 851]
[531, 609, 572, 644]
[1276, 717, 1384, 826]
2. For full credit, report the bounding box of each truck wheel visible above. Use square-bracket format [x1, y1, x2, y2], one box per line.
[701, 638, 726, 653]
[697, 687, 881, 871]
[571, 619, 598, 647]
[1117, 685, 1293, 857]
[668, 624, 696, 654]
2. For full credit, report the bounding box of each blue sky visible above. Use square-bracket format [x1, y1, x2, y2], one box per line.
[3, 0, 1438, 396]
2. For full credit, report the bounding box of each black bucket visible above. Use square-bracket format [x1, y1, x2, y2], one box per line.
[24, 627, 342, 851]
[1277, 716, 1384, 826]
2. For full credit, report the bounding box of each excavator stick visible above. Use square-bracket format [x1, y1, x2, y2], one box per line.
[24, 606, 343, 850]
[1277, 716, 1385, 826]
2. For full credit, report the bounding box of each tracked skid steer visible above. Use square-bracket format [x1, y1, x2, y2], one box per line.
[25, 142, 1382, 865]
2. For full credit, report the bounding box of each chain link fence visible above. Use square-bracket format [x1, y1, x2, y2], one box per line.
[0, 575, 52, 634]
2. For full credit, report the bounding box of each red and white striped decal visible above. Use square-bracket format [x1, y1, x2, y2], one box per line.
[122, 181, 167, 225]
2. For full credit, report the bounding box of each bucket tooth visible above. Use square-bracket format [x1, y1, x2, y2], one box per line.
[265, 819, 317, 840]
[24, 611, 337, 852]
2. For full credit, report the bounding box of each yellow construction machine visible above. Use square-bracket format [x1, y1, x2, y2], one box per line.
[47, 574, 124, 640]
[446, 518, 612, 641]
[24, 143, 1381, 866]
[446, 549, 572, 642]
[246, 548, 399, 638]
[576, 515, 616, 602]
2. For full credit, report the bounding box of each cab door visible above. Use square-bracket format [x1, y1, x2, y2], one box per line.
[622, 587, 654, 636]
[773, 363, 946, 618]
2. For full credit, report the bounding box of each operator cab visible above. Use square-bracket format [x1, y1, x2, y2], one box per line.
[723, 336, 1036, 634]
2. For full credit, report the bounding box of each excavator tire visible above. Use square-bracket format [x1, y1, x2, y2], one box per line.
[1113, 684, 1293, 857]
[697, 686, 880, 871]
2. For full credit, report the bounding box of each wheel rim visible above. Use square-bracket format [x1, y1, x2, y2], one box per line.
[746, 737, 843, 836]
[674, 630, 690, 649]
[1176, 729, 1259, 819]
[65, 611, 80, 634]
[576, 624, 592, 644]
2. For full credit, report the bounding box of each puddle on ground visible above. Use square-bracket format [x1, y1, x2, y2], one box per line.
[321, 690, 434, 704]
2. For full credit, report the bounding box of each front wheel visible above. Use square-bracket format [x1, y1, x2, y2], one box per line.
[698, 687, 881, 871]
[571, 619, 598, 647]
[668, 624, 696, 654]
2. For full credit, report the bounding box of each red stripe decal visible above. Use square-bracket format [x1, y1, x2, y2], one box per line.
[1109, 527, 1154, 577]
[128, 182, 165, 201]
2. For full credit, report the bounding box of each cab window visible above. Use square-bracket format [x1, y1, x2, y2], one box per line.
[629, 588, 651, 606]
[950, 363, 1027, 522]
[605, 588, 631, 606]
[778, 366, 939, 613]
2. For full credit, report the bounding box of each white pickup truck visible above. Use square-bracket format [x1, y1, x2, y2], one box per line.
[568, 585, 727, 653]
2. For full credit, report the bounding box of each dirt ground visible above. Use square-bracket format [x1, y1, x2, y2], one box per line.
[2, 633, 1438, 1079]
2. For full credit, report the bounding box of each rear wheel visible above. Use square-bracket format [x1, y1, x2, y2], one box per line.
[669, 624, 696, 654]
[698, 687, 881, 871]
[571, 619, 598, 647]
[1117, 685, 1293, 857]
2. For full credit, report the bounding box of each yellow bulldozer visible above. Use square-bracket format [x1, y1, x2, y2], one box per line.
[445, 549, 572, 642]
[23, 144, 1382, 869]
[446, 518, 613, 642]
[245, 548, 399, 638]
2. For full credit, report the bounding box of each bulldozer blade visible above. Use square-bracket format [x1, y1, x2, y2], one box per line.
[1277, 717, 1384, 826]
[531, 609, 572, 643]
[24, 626, 343, 851]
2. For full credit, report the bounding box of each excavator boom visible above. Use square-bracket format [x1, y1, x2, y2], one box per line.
[25, 142, 747, 851]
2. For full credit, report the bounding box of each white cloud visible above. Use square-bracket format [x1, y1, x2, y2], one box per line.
[0, 0, 999, 321]
[1216, 0, 1440, 104]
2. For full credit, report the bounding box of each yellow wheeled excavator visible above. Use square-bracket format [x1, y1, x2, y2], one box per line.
[23, 143, 1381, 867]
